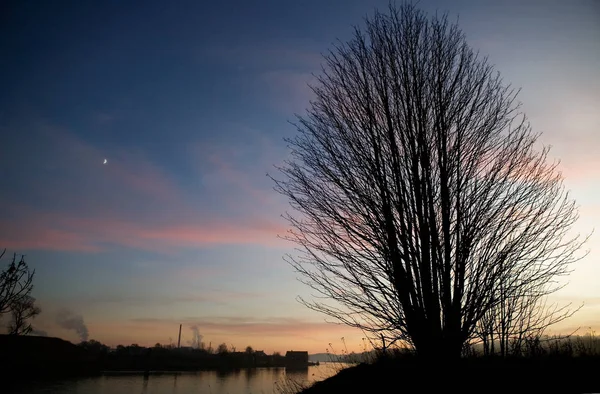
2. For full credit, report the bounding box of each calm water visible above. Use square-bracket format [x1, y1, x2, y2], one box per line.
[13, 364, 347, 394]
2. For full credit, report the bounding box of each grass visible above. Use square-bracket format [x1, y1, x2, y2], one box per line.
[292, 333, 600, 394]
[467, 328, 600, 358]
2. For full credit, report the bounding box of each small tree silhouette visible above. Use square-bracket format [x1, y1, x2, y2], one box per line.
[8, 295, 40, 335]
[217, 343, 229, 354]
[0, 250, 35, 314]
[1, 249, 40, 334]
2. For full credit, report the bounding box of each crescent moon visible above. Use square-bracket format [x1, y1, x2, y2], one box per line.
[103, 159, 107, 165]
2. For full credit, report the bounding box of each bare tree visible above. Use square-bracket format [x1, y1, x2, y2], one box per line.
[271, 3, 587, 359]
[475, 285, 580, 357]
[8, 295, 41, 335]
[0, 249, 35, 316]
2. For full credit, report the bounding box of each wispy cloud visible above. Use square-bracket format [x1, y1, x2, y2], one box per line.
[114, 315, 364, 351]
[0, 120, 289, 253]
[93, 112, 116, 125]
[203, 44, 321, 114]
[260, 70, 317, 114]
[72, 290, 266, 307]
[130, 316, 340, 337]
[204, 45, 323, 71]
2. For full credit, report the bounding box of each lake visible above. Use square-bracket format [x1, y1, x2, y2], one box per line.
[12, 363, 347, 394]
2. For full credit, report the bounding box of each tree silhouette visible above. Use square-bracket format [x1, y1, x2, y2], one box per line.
[8, 295, 41, 335]
[78, 339, 110, 354]
[0, 250, 35, 317]
[272, 3, 587, 359]
[217, 343, 229, 354]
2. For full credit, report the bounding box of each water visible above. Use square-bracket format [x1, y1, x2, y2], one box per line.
[13, 363, 347, 394]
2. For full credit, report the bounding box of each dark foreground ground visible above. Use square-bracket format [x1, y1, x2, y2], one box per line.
[0, 335, 101, 383]
[301, 355, 600, 394]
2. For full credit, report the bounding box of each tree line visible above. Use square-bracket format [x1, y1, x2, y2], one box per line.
[77, 340, 291, 371]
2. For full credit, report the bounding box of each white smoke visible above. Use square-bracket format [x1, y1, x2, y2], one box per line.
[190, 325, 203, 349]
[56, 309, 89, 342]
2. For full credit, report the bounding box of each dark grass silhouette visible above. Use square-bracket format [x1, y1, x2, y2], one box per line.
[299, 350, 600, 393]
[293, 335, 600, 393]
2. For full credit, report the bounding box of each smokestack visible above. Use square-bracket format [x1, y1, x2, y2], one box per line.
[177, 324, 182, 348]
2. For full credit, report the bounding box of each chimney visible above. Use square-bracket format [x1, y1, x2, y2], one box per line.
[177, 324, 182, 348]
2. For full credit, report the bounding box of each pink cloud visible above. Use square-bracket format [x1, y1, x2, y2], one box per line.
[137, 221, 287, 247]
[529, 92, 599, 183]
[0, 209, 288, 252]
[556, 155, 600, 183]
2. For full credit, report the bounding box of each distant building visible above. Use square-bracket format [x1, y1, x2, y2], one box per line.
[285, 350, 308, 367]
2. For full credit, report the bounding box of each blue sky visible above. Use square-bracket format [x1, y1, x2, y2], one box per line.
[0, 0, 598, 352]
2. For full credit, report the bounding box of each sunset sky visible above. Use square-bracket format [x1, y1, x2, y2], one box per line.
[0, 0, 598, 354]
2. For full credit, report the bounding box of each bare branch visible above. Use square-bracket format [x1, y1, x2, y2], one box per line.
[0, 250, 35, 316]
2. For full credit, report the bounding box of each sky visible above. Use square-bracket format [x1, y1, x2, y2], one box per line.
[0, 0, 598, 354]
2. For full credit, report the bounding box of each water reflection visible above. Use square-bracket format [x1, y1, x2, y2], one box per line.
[246, 368, 256, 381]
[12, 364, 347, 394]
[286, 367, 309, 380]
[141, 374, 148, 394]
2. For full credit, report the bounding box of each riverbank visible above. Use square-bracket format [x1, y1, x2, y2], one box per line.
[300, 355, 600, 393]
